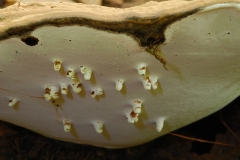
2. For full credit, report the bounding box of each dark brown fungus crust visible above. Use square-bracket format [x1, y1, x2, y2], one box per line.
[0, 6, 201, 67]
[0, 8, 200, 47]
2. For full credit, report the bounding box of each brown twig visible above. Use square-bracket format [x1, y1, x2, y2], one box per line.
[169, 132, 240, 147]
[219, 111, 240, 142]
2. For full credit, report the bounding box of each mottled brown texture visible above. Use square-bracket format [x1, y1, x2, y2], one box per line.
[0, 7, 199, 47]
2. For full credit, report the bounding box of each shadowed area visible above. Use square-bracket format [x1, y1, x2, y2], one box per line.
[0, 96, 240, 160]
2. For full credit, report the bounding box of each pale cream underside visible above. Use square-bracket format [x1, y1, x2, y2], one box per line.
[0, 1, 240, 148]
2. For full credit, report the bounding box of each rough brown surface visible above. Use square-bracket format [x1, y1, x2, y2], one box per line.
[2, 0, 165, 8]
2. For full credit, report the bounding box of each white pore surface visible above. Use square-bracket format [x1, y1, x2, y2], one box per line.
[1, 5, 240, 148]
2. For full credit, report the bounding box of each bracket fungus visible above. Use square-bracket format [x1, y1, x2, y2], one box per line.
[1, 0, 240, 148]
